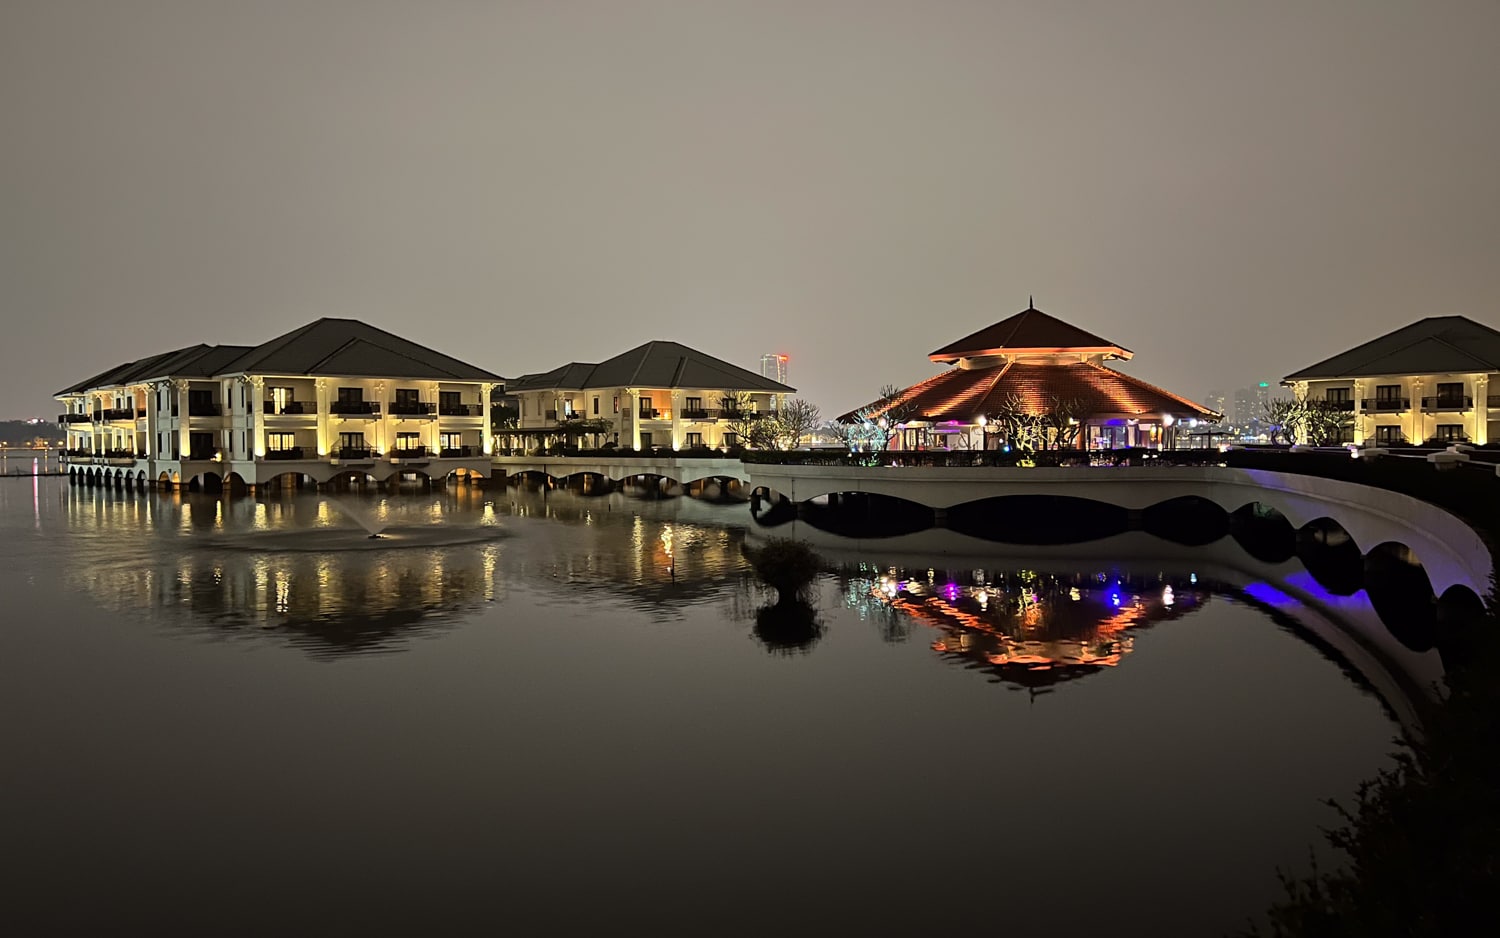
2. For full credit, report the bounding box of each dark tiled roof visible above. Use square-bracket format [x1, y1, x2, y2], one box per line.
[222, 318, 503, 382]
[508, 362, 600, 392]
[53, 344, 252, 395]
[929, 306, 1131, 363]
[1283, 316, 1500, 381]
[840, 361, 1218, 423]
[512, 341, 795, 393]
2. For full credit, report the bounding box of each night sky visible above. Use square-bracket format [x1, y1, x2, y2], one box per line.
[3, 0, 1497, 419]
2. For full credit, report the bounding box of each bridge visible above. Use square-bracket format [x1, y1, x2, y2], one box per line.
[493, 455, 751, 487]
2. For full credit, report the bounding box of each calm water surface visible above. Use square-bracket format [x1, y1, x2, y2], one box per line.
[0, 477, 1398, 936]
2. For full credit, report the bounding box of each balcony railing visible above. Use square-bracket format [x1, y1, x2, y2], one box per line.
[681, 409, 711, 420]
[392, 446, 429, 459]
[438, 446, 476, 458]
[718, 409, 768, 420]
[101, 408, 135, 421]
[185, 450, 217, 461]
[334, 447, 379, 460]
[1421, 395, 1473, 412]
[639, 408, 661, 419]
[1321, 399, 1355, 411]
[439, 403, 483, 416]
[263, 401, 309, 415]
[62, 449, 93, 460]
[1360, 397, 1410, 412]
[58, 413, 91, 424]
[187, 404, 222, 417]
[330, 401, 380, 416]
[264, 447, 306, 460]
[389, 401, 436, 416]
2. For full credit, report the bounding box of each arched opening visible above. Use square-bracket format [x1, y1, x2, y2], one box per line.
[1228, 503, 1297, 564]
[621, 473, 678, 500]
[750, 487, 796, 527]
[1141, 495, 1229, 546]
[200, 472, 223, 495]
[797, 491, 936, 538]
[947, 495, 1130, 544]
[262, 471, 315, 495]
[686, 475, 746, 503]
[1363, 541, 1438, 652]
[224, 472, 249, 497]
[1295, 518, 1365, 595]
[157, 471, 173, 490]
[1436, 583, 1488, 669]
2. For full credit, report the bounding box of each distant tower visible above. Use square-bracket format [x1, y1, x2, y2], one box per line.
[760, 353, 788, 386]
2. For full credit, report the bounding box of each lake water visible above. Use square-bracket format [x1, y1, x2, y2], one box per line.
[0, 476, 1400, 936]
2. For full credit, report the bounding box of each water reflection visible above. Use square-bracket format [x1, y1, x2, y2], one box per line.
[839, 564, 1208, 692]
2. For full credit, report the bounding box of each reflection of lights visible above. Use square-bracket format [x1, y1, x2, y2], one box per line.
[1069, 587, 1081, 601]
[1190, 573, 1198, 584]
[1162, 585, 1175, 607]
[1111, 593, 1121, 606]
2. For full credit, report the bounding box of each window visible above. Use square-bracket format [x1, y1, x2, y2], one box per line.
[723, 432, 738, 447]
[639, 432, 653, 449]
[440, 391, 461, 409]
[1374, 385, 1400, 400]
[270, 386, 295, 413]
[1325, 388, 1350, 402]
[686, 396, 701, 410]
[639, 396, 653, 417]
[440, 432, 462, 451]
[592, 397, 599, 415]
[188, 432, 214, 459]
[267, 432, 295, 452]
[395, 432, 421, 452]
[338, 387, 363, 403]
[1375, 425, 1405, 445]
[685, 432, 703, 447]
[1436, 382, 1465, 408]
[1435, 424, 1465, 442]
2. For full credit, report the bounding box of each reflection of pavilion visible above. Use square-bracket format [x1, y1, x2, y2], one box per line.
[841, 566, 1209, 691]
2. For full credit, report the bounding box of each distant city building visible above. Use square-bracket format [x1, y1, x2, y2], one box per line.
[55, 319, 503, 492]
[1283, 315, 1500, 446]
[1203, 390, 1227, 419]
[840, 303, 1218, 450]
[760, 353, 788, 386]
[509, 341, 794, 450]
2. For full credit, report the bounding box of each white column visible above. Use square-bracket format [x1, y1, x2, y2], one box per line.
[316, 379, 330, 456]
[671, 390, 683, 450]
[1473, 375, 1488, 445]
[250, 377, 265, 457]
[1352, 380, 1365, 445]
[1409, 378, 1424, 444]
[175, 381, 190, 459]
[481, 383, 494, 455]
[630, 390, 641, 449]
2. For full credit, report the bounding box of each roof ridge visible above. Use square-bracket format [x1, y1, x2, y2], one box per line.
[1090, 361, 1216, 414]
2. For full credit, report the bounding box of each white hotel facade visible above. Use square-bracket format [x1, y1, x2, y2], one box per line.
[56, 319, 501, 493]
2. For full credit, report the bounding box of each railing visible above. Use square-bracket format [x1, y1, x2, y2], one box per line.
[62, 449, 93, 461]
[185, 450, 217, 461]
[335, 447, 378, 460]
[681, 409, 711, 420]
[187, 404, 222, 417]
[439, 446, 475, 458]
[439, 403, 483, 416]
[392, 446, 429, 459]
[1422, 395, 1473, 411]
[719, 409, 769, 421]
[639, 408, 661, 419]
[264, 447, 305, 460]
[58, 413, 91, 424]
[1322, 399, 1355, 411]
[1360, 398, 1410, 412]
[101, 408, 135, 421]
[330, 401, 380, 415]
[263, 401, 309, 415]
[135, 408, 147, 419]
[389, 401, 436, 416]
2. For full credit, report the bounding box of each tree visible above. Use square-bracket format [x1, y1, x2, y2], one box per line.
[1303, 400, 1354, 446]
[838, 384, 919, 451]
[1263, 398, 1303, 445]
[719, 391, 762, 447]
[772, 398, 821, 449]
[1040, 396, 1084, 450]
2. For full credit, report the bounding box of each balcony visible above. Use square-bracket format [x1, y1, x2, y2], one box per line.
[263, 401, 309, 415]
[718, 409, 768, 421]
[1360, 397, 1410, 412]
[439, 403, 483, 416]
[1422, 395, 1473, 412]
[392, 446, 429, 459]
[438, 446, 476, 458]
[1321, 399, 1355, 411]
[545, 409, 558, 421]
[389, 401, 436, 416]
[263, 447, 306, 460]
[62, 448, 93, 462]
[185, 450, 217, 461]
[638, 408, 661, 419]
[187, 404, 222, 417]
[330, 401, 380, 416]
[101, 408, 135, 421]
[58, 413, 91, 424]
[681, 409, 711, 420]
[334, 447, 379, 461]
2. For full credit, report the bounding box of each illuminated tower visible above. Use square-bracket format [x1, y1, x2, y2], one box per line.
[760, 353, 788, 386]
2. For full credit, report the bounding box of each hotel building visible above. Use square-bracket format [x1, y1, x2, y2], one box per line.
[508, 340, 794, 451]
[56, 319, 503, 492]
[1282, 316, 1500, 446]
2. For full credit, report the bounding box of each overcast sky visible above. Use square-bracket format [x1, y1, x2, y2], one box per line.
[3, 0, 1497, 419]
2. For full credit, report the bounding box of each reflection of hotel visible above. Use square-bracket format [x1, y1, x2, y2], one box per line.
[56, 319, 503, 492]
[842, 567, 1206, 690]
[1283, 315, 1500, 446]
[508, 341, 794, 450]
[842, 304, 1219, 450]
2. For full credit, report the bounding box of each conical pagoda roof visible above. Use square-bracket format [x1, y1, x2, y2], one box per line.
[929, 305, 1131, 364]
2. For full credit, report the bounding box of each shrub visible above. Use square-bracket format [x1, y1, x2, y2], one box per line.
[748, 538, 822, 600]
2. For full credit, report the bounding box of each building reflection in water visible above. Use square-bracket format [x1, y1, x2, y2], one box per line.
[838, 564, 1211, 692]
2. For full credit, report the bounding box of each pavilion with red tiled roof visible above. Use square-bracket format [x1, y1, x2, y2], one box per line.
[842, 304, 1220, 450]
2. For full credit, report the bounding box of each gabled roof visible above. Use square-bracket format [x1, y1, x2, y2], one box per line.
[839, 360, 1217, 423]
[1283, 316, 1500, 381]
[929, 305, 1132, 364]
[54, 344, 252, 396]
[222, 318, 502, 382]
[510, 341, 795, 393]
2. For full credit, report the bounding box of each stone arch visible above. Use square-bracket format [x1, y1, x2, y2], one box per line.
[797, 491, 937, 539]
[224, 471, 249, 497]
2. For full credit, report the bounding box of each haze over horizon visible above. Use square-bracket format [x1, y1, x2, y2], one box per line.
[3, 0, 1497, 420]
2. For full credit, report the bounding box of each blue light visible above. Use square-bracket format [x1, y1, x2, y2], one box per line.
[1111, 593, 1121, 606]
